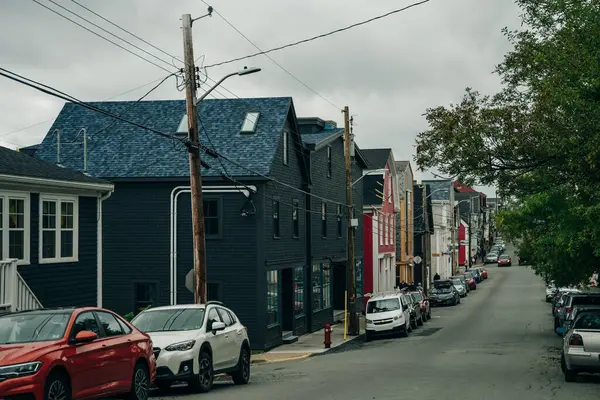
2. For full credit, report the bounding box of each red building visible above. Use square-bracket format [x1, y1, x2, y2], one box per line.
[361, 149, 397, 308]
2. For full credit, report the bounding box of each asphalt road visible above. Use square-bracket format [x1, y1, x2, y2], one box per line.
[154, 248, 600, 400]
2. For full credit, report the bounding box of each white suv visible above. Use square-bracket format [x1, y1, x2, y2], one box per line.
[131, 301, 250, 393]
[365, 293, 411, 341]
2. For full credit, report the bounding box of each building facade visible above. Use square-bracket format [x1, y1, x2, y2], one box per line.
[422, 180, 455, 280]
[395, 161, 414, 284]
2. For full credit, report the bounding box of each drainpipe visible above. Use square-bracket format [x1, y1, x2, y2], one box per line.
[97, 190, 113, 307]
[170, 186, 190, 305]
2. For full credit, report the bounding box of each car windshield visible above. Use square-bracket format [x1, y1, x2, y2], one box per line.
[432, 287, 452, 294]
[367, 298, 401, 313]
[499, 255, 510, 260]
[574, 313, 600, 330]
[572, 296, 600, 307]
[412, 293, 423, 301]
[487, 253, 498, 257]
[131, 308, 205, 332]
[451, 279, 462, 286]
[0, 312, 70, 344]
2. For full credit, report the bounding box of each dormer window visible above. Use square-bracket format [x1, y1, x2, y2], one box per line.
[176, 114, 188, 136]
[240, 112, 260, 133]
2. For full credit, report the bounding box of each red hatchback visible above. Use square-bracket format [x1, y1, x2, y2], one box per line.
[0, 307, 156, 400]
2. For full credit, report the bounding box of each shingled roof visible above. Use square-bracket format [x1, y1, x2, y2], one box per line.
[0, 145, 109, 185]
[361, 148, 392, 170]
[34, 97, 294, 179]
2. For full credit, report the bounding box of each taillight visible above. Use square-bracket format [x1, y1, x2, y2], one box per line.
[569, 334, 583, 346]
[567, 308, 572, 313]
[557, 307, 561, 312]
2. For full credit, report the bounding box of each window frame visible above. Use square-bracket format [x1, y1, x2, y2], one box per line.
[294, 266, 305, 317]
[326, 146, 332, 178]
[312, 264, 323, 312]
[0, 191, 30, 265]
[336, 204, 343, 238]
[133, 281, 159, 315]
[39, 194, 78, 264]
[203, 197, 222, 239]
[282, 131, 289, 165]
[240, 112, 260, 133]
[267, 270, 279, 327]
[292, 199, 299, 239]
[95, 310, 126, 337]
[272, 198, 281, 239]
[321, 202, 327, 238]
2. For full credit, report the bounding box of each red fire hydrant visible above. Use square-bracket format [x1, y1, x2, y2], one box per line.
[324, 324, 332, 348]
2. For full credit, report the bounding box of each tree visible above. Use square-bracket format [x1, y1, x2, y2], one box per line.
[414, 0, 600, 284]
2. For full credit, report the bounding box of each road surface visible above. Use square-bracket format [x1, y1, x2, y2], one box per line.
[154, 249, 600, 400]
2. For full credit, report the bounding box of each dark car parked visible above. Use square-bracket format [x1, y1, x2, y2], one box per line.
[402, 293, 423, 329]
[430, 281, 461, 306]
[555, 293, 600, 334]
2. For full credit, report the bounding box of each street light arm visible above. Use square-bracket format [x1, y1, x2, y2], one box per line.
[195, 72, 237, 104]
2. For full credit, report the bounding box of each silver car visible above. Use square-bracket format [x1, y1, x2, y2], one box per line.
[450, 278, 467, 297]
[484, 253, 498, 264]
[560, 311, 600, 382]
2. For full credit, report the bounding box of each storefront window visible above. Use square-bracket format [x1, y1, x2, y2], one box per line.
[294, 267, 304, 316]
[267, 270, 278, 325]
[323, 264, 331, 309]
[312, 264, 322, 311]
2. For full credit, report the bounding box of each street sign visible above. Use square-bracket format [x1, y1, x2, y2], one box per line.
[413, 256, 422, 264]
[185, 269, 194, 293]
[432, 253, 440, 257]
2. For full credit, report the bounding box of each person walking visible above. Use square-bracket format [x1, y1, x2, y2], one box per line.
[433, 272, 441, 281]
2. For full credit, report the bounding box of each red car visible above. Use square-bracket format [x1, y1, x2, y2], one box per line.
[410, 290, 431, 320]
[481, 268, 488, 279]
[0, 307, 156, 400]
[497, 255, 512, 266]
[463, 272, 477, 290]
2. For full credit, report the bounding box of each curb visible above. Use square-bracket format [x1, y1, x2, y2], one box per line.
[251, 353, 310, 364]
[311, 333, 366, 357]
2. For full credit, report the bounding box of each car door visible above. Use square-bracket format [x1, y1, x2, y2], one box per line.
[216, 307, 239, 368]
[205, 307, 228, 370]
[94, 311, 132, 389]
[64, 311, 112, 399]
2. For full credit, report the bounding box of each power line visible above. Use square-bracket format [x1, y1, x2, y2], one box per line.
[205, 0, 430, 68]
[31, 0, 173, 74]
[201, 0, 339, 110]
[0, 67, 184, 143]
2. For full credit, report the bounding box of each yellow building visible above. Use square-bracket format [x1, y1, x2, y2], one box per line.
[395, 161, 414, 285]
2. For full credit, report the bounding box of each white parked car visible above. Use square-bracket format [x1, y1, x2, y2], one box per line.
[560, 310, 600, 382]
[365, 292, 411, 341]
[131, 302, 250, 393]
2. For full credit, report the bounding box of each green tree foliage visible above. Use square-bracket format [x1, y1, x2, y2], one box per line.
[415, 0, 600, 284]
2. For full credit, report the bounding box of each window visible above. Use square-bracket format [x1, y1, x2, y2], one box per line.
[294, 267, 304, 316]
[267, 270, 279, 325]
[383, 214, 387, 245]
[176, 114, 188, 135]
[337, 205, 343, 238]
[272, 199, 280, 238]
[327, 146, 332, 177]
[240, 112, 260, 133]
[388, 215, 392, 245]
[96, 311, 125, 337]
[71, 311, 101, 338]
[39, 196, 77, 263]
[378, 214, 382, 245]
[207, 282, 221, 302]
[282, 131, 289, 165]
[292, 199, 299, 238]
[321, 202, 327, 238]
[217, 308, 234, 326]
[0, 193, 29, 263]
[312, 264, 322, 311]
[206, 308, 222, 331]
[204, 199, 220, 237]
[134, 282, 157, 314]
[323, 265, 331, 309]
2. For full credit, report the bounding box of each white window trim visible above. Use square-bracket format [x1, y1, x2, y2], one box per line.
[282, 131, 289, 165]
[0, 190, 30, 265]
[39, 194, 79, 264]
[378, 213, 382, 246]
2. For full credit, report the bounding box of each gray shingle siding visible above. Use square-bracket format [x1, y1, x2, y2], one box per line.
[19, 194, 98, 308]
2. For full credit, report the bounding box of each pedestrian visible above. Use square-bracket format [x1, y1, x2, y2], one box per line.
[433, 272, 440, 281]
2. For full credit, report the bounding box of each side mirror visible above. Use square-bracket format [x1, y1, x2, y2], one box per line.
[402, 304, 408, 311]
[211, 321, 226, 333]
[556, 327, 565, 335]
[74, 330, 98, 344]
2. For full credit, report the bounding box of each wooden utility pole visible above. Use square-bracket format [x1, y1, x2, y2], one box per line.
[343, 106, 358, 335]
[182, 14, 207, 304]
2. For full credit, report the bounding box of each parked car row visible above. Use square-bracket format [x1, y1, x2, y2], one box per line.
[547, 285, 600, 382]
[0, 301, 250, 400]
[484, 237, 507, 264]
[365, 268, 489, 341]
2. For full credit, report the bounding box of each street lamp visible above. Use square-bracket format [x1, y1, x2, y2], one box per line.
[195, 66, 261, 105]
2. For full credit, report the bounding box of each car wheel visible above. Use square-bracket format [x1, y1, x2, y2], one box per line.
[427, 311, 431, 319]
[189, 352, 214, 393]
[126, 363, 149, 400]
[44, 371, 71, 400]
[411, 317, 418, 329]
[402, 321, 410, 337]
[231, 347, 251, 385]
[407, 320, 413, 333]
[417, 314, 424, 325]
[457, 297, 461, 304]
[562, 354, 577, 382]
[421, 314, 426, 324]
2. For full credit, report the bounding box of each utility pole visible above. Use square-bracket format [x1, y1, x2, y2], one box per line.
[343, 106, 358, 335]
[182, 14, 207, 304]
[421, 186, 428, 295]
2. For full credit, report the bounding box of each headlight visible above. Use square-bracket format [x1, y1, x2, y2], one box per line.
[393, 315, 400, 320]
[366, 319, 373, 324]
[0, 361, 43, 378]
[165, 340, 196, 351]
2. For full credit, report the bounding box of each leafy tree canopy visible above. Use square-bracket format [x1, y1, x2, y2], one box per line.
[415, 0, 600, 284]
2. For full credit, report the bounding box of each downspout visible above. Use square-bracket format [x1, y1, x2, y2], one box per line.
[97, 190, 113, 307]
[170, 186, 190, 305]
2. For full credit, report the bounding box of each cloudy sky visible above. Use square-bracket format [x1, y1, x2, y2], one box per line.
[0, 0, 521, 195]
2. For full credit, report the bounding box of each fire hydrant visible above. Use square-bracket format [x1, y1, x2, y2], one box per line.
[324, 324, 332, 348]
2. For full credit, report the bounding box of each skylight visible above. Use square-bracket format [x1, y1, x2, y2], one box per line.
[240, 112, 260, 133]
[176, 114, 188, 135]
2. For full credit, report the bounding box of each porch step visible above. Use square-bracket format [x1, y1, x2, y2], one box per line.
[282, 335, 298, 344]
[282, 331, 294, 340]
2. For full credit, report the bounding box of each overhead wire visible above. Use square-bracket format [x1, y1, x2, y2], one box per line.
[204, 0, 430, 68]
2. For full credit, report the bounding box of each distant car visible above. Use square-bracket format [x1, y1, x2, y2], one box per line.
[466, 268, 482, 283]
[451, 275, 470, 294]
[450, 278, 467, 297]
[497, 254, 512, 266]
[555, 293, 600, 334]
[462, 271, 477, 290]
[546, 283, 558, 302]
[402, 293, 423, 329]
[430, 281, 461, 306]
[365, 293, 411, 341]
[410, 290, 431, 321]
[485, 253, 499, 264]
[480, 268, 488, 280]
[560, 310, 600, 382]
[0, 307, 155, 400]
[517, 254, 529, 265]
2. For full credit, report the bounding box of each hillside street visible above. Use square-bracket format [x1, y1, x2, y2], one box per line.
[155, 248, 600, 400]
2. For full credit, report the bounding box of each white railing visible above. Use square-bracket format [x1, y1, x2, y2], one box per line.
[0, 259, 42, 312]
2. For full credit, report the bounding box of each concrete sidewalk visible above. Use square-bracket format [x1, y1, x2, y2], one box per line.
[252, 317, 365, 364]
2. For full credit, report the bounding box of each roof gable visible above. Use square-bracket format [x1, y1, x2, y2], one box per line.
[34, 97, 293, 179]
[361, 148, 392, 170]
[421, 179, 453, 200]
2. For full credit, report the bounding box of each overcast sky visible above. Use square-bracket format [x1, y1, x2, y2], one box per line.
[0, 0, 521, 196]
